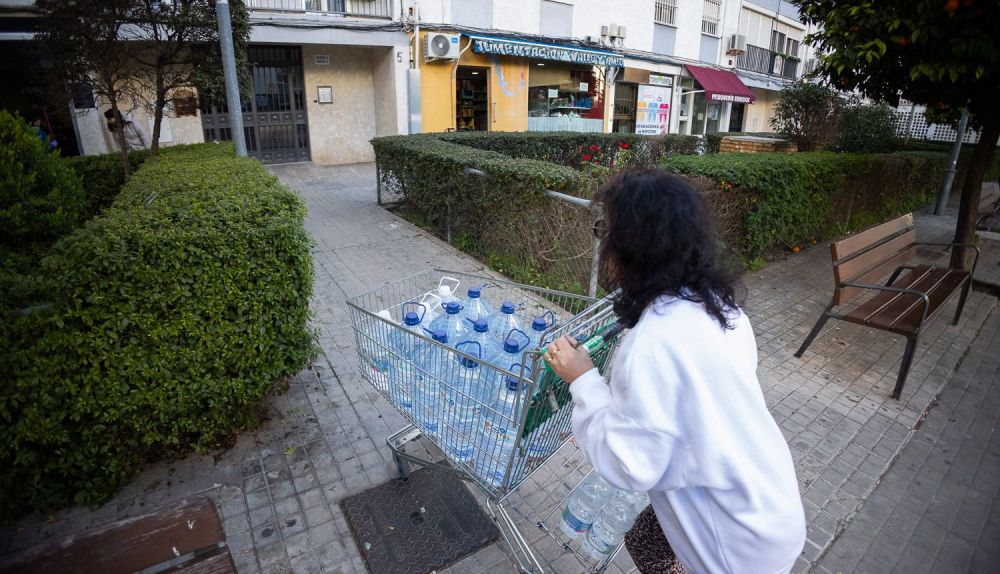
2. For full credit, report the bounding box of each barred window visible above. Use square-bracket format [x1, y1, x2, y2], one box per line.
[654, 0, 677, 26]
[173, 89, 198, 117]
[702, 0, 721, 36]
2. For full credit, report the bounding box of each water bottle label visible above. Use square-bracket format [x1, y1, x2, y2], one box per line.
[586, 529, 616, 556]
[561, 507, 593, 535]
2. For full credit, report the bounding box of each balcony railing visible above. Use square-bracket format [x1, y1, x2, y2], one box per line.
[246, 0, 393, 19]
[736, 44, 799, 80]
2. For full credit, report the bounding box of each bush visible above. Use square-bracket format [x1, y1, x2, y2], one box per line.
[0, 143, 314, 517]
[771, 82, 845, 151]
[436, 131, 701, 166]
[64, 149, 150, 219]
[0, 111, 86, 250]
[664, 151, 944, 259]
[837, 101, 900, 153]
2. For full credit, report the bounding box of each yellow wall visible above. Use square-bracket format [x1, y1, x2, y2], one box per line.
[744, 88, 781, 133]
[418, 33, 528, 132]
[301, 45, 378, 164]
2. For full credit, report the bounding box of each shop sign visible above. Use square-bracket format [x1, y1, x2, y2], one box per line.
[636, 84, 672, 135]
[472, 38, 625, 68]
[648, 74, 672, 87]
[709, 92, 753, 103]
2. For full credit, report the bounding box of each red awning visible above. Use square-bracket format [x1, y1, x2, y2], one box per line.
[685, 65, 757, 104]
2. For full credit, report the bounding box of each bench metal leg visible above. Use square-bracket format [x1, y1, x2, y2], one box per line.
[952, 279, 972, 326]
[795, 304, 834, 358]
[891, 336, 919, 399]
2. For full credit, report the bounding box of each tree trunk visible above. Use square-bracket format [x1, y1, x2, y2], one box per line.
[110, 103, 132, 181]
[950, 112, 1000, 270]
[150, 73, 166, 155]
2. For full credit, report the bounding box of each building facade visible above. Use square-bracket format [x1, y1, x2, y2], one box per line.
[0, 0, 819, 164]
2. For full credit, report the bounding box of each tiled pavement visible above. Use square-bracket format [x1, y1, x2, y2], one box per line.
[1, 162, 997, 574]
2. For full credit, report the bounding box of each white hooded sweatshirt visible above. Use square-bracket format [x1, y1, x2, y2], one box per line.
[570, 296, 806, 574]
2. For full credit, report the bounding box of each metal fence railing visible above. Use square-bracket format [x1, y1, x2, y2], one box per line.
[247, 0, 393, 18]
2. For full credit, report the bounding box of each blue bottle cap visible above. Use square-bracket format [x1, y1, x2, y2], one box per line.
[472, 318, 489, 333]
[444, 301, 461, 314]
[503, 338, 520, 353]
[506, 378, 520, 392]
[467, 287, 481, 298]
[431, 329, 448, 344]
[531, 317, 548, 332]
[404, 311, 421, 326]
[501, 301, 516, 314]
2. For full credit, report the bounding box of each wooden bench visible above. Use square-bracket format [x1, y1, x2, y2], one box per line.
[0, 497, 235, 574]
[795, 213, 980, 399]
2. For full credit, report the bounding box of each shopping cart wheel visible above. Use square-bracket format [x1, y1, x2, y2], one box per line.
[387, 425, 423, 480]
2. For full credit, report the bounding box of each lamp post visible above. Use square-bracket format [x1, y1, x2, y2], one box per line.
[216, 0, 246, 157]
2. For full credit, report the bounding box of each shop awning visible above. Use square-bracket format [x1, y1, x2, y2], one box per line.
[686, 65, 756, 104]
[467, 34, 625, 68]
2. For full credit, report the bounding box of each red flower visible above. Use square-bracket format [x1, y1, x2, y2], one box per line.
[582, 154, 591, 161]
[589, 144, 600, 151]
[619, 142, 630, 149]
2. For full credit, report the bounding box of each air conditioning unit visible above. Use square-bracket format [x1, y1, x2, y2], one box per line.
[424, 33, 461, 61]
[726, 34, 747, 55]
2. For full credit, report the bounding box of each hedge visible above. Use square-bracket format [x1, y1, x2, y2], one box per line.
[0, 143, 314, 517]
[0, 111, 86, 251]
[64, 149, 149, 220]
[437, 131, 701, 167]
[663, 151, 946, 259]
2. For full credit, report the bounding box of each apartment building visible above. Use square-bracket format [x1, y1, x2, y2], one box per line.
[0, 0, 816, 164]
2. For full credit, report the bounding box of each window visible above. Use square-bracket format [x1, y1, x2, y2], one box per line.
[173, 89, 198, 117]
[654, 0, 677, 26]
[770, 30, 787, 53]
[702, 0, 721, 36]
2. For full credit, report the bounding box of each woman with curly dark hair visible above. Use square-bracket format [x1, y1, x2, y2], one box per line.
[545, 170, 805, 574]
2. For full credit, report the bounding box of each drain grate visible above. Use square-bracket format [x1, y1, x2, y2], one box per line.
[340, 468, 499, 574]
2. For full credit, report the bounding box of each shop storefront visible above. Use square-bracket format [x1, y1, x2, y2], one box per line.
[613, 65, 680, 135]
[417, 32, 623, 134]
[677, 64, 756, 136]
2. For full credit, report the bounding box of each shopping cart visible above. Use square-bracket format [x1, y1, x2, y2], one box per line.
[347, 269, 629, 573]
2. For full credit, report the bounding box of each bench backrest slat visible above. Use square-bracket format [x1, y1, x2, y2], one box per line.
[0, 497, 225, 574]
[830, 213, 917, 306]
[831, 213, 914, 261]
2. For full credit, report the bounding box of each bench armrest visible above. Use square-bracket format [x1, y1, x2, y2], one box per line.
[840, 281, 931, 325]
[914, 242, 981, 277]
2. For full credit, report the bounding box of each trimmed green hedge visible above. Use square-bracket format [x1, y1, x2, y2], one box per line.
[64, 150, 149, 220]
[437, 131, 701, 166]
[0, 111, 86, 250]
[663, 151, 945, 259]
[0, 143, 314, 517]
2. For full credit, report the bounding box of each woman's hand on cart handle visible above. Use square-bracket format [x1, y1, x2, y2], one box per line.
[545, 335, 595, 384]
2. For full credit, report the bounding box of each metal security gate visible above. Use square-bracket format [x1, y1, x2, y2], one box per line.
[200, 46, 310, 164]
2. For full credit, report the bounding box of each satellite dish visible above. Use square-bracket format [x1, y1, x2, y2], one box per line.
[429, 34, 452, 57]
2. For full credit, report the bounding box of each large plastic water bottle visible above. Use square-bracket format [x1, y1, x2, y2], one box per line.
[560, 474, 612, 539]
[490, 300, 524, 344]
[430, 302, 469, 347]
[437, 276, 461, 306]
[583, 490, 643, 559]
[411, 339, 444, 438]
[494, 329, 531, 371]
[390, 302, 428, 358]
[526, 310, 557, 352]
[441, 341, 490, 464]
[411, 291, 443, 327]
[460, 285, 495, 323]
[390, 328, 446, 412]
[475, 366, 526, 488]
[364, 310, 396, 392]
[463, 318, 501, 366]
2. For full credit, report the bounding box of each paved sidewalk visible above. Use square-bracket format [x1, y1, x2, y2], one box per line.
[1, 162, 997, 574]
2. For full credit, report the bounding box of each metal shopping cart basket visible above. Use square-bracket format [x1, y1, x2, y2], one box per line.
[347, 269, 629, 573]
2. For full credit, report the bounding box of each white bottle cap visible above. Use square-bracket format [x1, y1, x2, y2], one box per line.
[376, 309, 394, 322]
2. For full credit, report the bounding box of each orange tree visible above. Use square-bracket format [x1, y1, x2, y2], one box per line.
[794, 0, 999, 269]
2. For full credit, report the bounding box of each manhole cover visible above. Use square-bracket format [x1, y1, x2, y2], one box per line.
[341, 468, 499, 574]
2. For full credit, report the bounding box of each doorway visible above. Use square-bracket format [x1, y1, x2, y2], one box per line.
[200, 45, 309, 164]
[728, 103, 745, 132]
[456, 67, 488, 131]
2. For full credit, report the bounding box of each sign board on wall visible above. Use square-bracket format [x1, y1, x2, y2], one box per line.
[648, 74, 673, 87]
[471, 37, 625, 67]
[635, 84, 671, 135]
[314, 54, 330, 65]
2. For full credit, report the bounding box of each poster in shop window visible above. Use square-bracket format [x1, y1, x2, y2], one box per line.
[635, 84, 672, 135]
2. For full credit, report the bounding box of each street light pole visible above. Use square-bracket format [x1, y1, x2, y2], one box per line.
[216, 0, 246, 157]
[934, 107, 969, 215]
